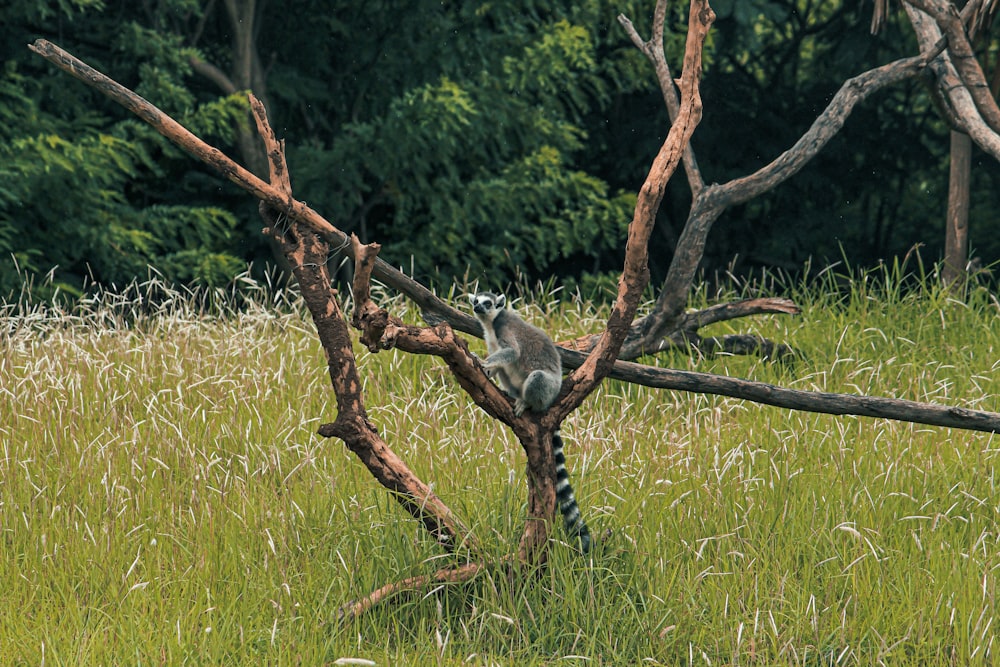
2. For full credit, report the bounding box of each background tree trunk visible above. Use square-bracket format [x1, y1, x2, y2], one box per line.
[942, 129, 971, 287]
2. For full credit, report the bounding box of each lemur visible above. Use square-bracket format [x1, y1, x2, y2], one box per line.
[469, 291, 592, 553]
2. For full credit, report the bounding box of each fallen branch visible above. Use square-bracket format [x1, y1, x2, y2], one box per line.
[337, 562, 484, 621]
[571, 349, 1000, 433]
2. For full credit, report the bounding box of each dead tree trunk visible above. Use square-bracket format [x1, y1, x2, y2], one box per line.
[943, 129, 972, 287]
[899, 1, 997, 288]
[28, 0, 1000, 621]
[567, 6, 947, 360]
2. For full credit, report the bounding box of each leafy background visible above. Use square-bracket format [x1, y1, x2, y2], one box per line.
[2, 0, 998, 298]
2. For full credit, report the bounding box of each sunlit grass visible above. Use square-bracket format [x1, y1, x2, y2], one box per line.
[1, 270, 998, 664]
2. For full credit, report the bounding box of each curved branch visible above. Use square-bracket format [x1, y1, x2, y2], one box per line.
[904, 2, 1000, 160]
[642, 51, 933, 348]
[906, 0, 1000, 134]
[188, 55, 238, 95]
[553, 0, 715, 427]
[347, 237, 524, 435]
[559, 297, 800, 357]
[686, 297, 801, 329]
[337, 562, 484, 621]
[245, 103, 479, 554]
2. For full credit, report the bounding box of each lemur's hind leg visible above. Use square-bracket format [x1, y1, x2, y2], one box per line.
[519, 370, 561, 415]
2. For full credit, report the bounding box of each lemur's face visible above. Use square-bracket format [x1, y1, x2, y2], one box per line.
[470, 292, 506, 322]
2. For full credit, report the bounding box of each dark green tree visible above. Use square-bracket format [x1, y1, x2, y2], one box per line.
[1, 0, 252, 297]
[7, 0, 1000, 299]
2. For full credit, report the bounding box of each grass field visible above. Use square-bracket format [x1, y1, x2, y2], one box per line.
[1, 270, 998, 665]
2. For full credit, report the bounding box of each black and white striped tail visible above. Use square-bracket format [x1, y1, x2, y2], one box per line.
[553, 431, 592, 553]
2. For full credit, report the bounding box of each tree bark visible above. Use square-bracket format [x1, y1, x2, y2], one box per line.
[244, 96, 478, 556]
[28, 36, 1000, 437]
[568, 51, 932, 360]
[905, 2, 1000, 160]
[906, 0, 1000, 134]
[28, 3, 1000, 620]
[556, 347, 1000, 433]
[942, 130, 972, 287]
[29, 35, 1000, 432]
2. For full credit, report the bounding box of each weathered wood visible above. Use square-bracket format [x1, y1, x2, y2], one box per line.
[563, 348, 1000, 434]
[943, 130, 972, 287]
[337, 563, 484, 621]
[631, 54, 932, 355]
[553, 0, 714, 426]
[245, 93, 479, 555]
[906, 0, 1000, 134]
[31, 35, 1000, 440]
[903, 4, 1000, 160]
[29, 6, 1000, 621]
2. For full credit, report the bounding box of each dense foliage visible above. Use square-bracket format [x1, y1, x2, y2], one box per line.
[2, 0, 998, 297]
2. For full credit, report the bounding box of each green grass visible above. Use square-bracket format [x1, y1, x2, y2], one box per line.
[1, 272, 998, 665]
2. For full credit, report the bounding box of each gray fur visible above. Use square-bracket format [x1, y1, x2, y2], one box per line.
[470, 291, 593, 553]
[469, 291, 562, 416]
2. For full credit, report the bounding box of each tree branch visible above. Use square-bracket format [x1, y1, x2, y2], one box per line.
[904, 2, 1000, 160]
[32, 36, 1000, 441]
[189, 55, 238, 95]
[688, 297, 802, 329]
[906, 0, 1000, 134]
[618, 0, 705, 194]
[337, 562, 484, 622]
[640, 51, 935, 349]
[558, 348, 1000, 433]
[246, 94, 479, 555]
[553, 0, 715, 426]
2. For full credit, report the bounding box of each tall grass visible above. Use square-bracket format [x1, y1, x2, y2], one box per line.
[1, 270, 997, 665]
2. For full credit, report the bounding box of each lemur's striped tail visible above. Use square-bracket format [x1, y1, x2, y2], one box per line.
[553, 431, 592, 553]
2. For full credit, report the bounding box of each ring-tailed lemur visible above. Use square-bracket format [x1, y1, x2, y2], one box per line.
[469, 291, 592, 553]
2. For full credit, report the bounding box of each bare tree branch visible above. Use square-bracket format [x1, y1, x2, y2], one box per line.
[31, 35, 1000, 444]
[553, 0, 715, 427]
[618, 0, 705, 194]
[188, 55, 238, 94]
[904, 2, 1000, 159]
[560, 348, 1000, 433]
[906, 0, 1000, 134]
[242, 98, 479, 556]
[337, 563, 484, 621]
[636, 52, 935, 354]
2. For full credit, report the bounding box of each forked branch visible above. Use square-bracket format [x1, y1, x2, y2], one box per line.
[551, 0, 715, 426]
[27, 6, 1000, 621]
[29, 34, 1000, 449]
[904, 2, 1000, 159]
[243, 100, 479, 556]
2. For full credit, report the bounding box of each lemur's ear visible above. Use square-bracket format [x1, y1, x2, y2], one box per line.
[467, 293, 477, 305]
[495, 294, 506, 309]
